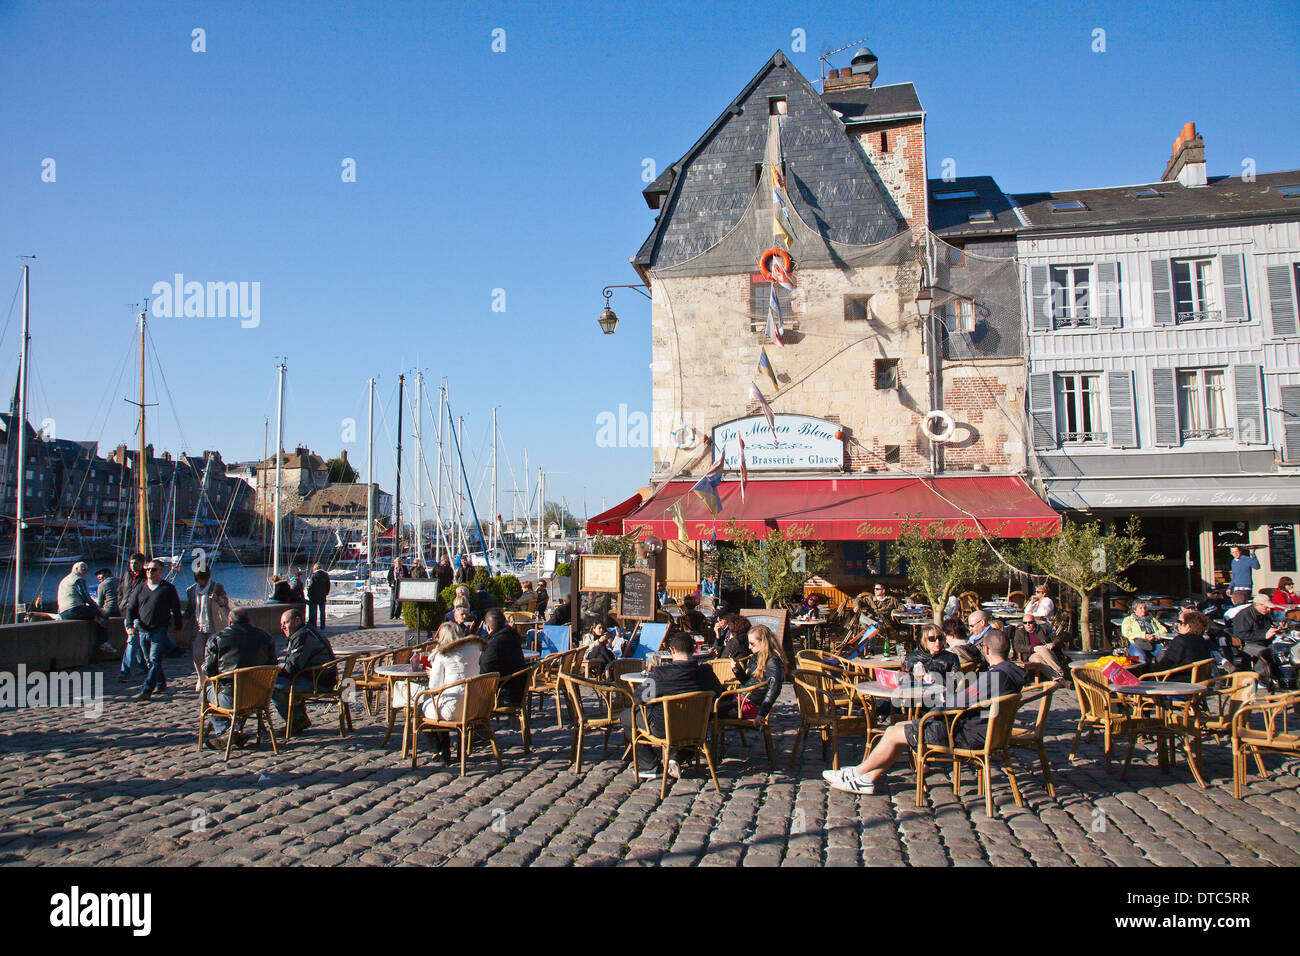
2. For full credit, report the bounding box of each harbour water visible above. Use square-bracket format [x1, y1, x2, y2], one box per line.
[11, 563, 304, 607]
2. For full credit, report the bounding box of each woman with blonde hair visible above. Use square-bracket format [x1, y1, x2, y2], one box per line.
[722, 624, 786, 729]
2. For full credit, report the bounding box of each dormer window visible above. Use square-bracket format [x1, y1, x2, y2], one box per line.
[1052, 200, 1088, 212]
[934, 190, 979, 201]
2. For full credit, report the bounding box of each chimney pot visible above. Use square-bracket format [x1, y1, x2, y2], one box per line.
[1182, 122, 1195, 142]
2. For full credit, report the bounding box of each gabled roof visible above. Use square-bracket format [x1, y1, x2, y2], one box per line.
[297, 482, 377, 516]
[928, 175, 1023, 237]
[1009, 170, 1300, 233]
[259, 450, 327, 472]
[820, 82, 923, 124]
[633, 50, 907, 272]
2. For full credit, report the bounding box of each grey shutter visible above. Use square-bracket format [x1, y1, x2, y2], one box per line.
[1028, 372, 1056, 450]
[1029, 265, 1051, 332]
[1151, 368, 1180, 447]
[1221, 254, 1248, 323]
[1107, 370, 1136, 447]
[1233, 365, 1265, 445]
[1151, 258, 1175, 326]
[1096, 261, 1121, 327]
[1267, 264, 1298, 338]
[1281, 385, 1300, 462]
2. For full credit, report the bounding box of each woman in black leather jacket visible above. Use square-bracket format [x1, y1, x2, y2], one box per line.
[724, 624, 785, 728]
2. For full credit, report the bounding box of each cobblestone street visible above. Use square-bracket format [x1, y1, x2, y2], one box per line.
[3, 622, 1299, 867]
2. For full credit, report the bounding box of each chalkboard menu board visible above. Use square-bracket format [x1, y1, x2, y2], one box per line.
[1269, 524, 1297, 573]
[619, 569, 656, 622]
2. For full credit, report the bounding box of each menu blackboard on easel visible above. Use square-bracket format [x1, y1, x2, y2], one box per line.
[1269, 524, 1297, 573]
[619, 569, 656, 622]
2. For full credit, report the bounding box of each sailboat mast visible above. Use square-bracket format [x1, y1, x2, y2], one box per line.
[435, 383, 445, 563]
[456, 415, 465, 554]
[13, 264, 30, 620]
[137, 309, 149, 556]
[272, 361, 285, 578]
[395, 373, 404, 564]
[537, 467, 544, 573]
[414, 371, 423, 565]
[366, 376, 374, 580]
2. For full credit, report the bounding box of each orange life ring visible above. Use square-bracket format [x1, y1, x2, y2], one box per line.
[758, 248, 792, 281]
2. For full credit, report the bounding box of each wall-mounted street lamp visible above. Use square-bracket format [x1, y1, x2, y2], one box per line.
[914, 282, 933, 320]
[598, 284, 652, 334]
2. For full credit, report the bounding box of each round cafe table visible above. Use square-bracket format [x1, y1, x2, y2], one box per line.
[377, 663, 427, 758]
[856, 678, 948, 719]
[1109, 681, 1209, 787]
[332, 644, 388, 658]
[522, 650, 541, 662]
[855, 655, 904, 676]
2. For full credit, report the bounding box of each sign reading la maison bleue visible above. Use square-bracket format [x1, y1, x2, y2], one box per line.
[712, 415, 843, 471]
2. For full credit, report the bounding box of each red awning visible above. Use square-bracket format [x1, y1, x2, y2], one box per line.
[622, 476, 1060, 540]
[586, 492, 647, 536]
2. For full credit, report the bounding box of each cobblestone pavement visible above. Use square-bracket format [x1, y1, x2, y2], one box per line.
[3, 623, 1299, 867]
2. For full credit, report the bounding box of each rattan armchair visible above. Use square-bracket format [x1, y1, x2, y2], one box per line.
[526, 648, 577, 730]
[1006, 591, 1028, 609]
[558, 672, 633, 772]
[356, 646, 412, 717]
[1231, 689, 1300, 799]
[913, 690, 1023, 818]
[1068, 664, 1160, 772]
[630, 691, 721, 798]
[1199, 672, 1260, 742]
[712, 681, 778, 770]
[704, 657, 742, 687]
[788, 668, 879, 771]
[608, 659, 646, 684]
[492, 664, 537, 752]
[1008, 683, 1058, 798]
[284, 655, 358, 742]
[198, 665, 280, 760]
[410, 673, 503, 776]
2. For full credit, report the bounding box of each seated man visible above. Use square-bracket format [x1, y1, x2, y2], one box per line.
[1121, 600, 1168, 664]
[479, 608, 528, 706]
[1232, 593, 1283, 683]
[273, 608, 337, 735]
[1011, 612, 1069, 680]
[58, 561, 112, 657]
[943, 618, 983, 667]
[824, 630, 1026, 794]
[202, 607, 277, 747]
[627, 631, 723, 779]
[967, 609, 995, 647]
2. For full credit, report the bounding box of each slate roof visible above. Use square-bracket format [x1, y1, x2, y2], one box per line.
[821, 82, 923, 123]
[928, 175, 1023, 238]
[634, 51, 908, 271]
[1009, 170, 1300, 233]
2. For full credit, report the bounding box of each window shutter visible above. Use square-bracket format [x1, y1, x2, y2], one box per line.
[1221, 254, 1248, 322]
[1096, 262, 1121, 327]
[1107, 370, 1136, 448]
[1281, 385, 1300, 463]
[1029, 265, 1051, 332]
[1151, 258, 1175, 327]
[1232, 364, 1265, 445]
[1266, 264, 1298, 338]
[1151, 368, 1180, 447]
[1028, 372, 1055, 450]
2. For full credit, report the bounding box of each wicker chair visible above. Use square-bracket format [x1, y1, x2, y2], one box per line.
[959, 591, 981, 617]
[1198, 672, 1260, 742]
[712, 681, 778, 770]
[410, 673, 503, 776]
[1008, 683, 1058, 798]
[630, 691, 721, 798]
[1231, 689, 1300, 799]
[356, 646, 411, 717]
[1068, 665, 1160, 772]
[558, 672, 633, 772]
[198, 665, 280, 760]
[608, 659, 646, 684]
[1006, 591, 1028, 609]
[704, 657, 742, 687]
[526, 649, 572, 730]
[284, 655, 358, 743]
[492, 664, 537, 752]
[788, 668, 879, 771]
[914, 690, 1023, 818]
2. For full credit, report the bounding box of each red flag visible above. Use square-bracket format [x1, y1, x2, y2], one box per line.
[739, 436, 749, 502]
[770, 257, 794, 291]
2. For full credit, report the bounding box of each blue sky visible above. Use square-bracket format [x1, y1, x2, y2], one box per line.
[2, 0, 1298, 526]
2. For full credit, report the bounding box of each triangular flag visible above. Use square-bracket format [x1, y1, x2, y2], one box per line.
[770, 257, 794, 291]
[773, 214, 794, 250]
[766, 286, 785, 346]
[770, 163, 786, 193]
[689, 456, 725, 517]
[757, 348, 779, 392]
[671, 499, 688, 542]
[749, 382, 779, 446]
[738, 437, 749, 503]
[773, 187, 795, 231]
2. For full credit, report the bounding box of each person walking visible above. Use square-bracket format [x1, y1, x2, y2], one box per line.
[117, 552, 149, 680]
[388, 559, 405, 620]
[306, 562, 331, 631]
[123, 559, 185, 701]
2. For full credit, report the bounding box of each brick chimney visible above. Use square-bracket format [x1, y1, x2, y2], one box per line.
[823, 47, 878, 92]
[1161, 122, 1206, 187]
[340, 449, 349, 465]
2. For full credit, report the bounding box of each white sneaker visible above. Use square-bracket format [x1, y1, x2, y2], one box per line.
[98, 643, 116, 655]
[822, 767, 851, 783]
[638, 769, 658, 780]
[667, 759, 681, 779]
[829, 770, 875, 795]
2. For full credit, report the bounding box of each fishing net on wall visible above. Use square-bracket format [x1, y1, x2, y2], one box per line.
[928, 234, 1024, 362]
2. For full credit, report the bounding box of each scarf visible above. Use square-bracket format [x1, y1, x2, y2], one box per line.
[1135, 614, 1157, 636]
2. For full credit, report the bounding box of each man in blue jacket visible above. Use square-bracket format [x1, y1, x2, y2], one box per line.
[1229, 546, 1260, 604]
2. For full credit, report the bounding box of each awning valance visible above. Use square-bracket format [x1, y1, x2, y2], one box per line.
[622, 476, 1060, 541]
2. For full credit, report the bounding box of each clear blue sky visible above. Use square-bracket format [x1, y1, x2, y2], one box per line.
[3, 0, 1297, 525]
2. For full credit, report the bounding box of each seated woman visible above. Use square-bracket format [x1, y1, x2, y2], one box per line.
[583, 624, 616, 679]
[268, 574, 294, 604]
[904, 626, 960, 679]
[1121, 600, 1168, 664]
[418, 627, 487, 764]
[717, 625, 785, 729]
[942, 618, 984, 669]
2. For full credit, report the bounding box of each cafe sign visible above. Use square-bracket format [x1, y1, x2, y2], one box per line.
[712, 414, 844, 472]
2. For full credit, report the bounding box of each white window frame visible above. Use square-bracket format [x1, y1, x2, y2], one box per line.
[1172, 257, 1220, 324]
[1054, 372, 1107, 444]
[1049, 265, 1094, 328]
[942, 297, 974, 333]
[1176, 366, 1232, 441]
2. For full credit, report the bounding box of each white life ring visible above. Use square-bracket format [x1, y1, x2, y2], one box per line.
[921, 410, 956, 443]
[672, 425, 698, 449]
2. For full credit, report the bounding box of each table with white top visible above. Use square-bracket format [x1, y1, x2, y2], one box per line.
[1109, 681, 1209, 786]
[331, 644, 388, 658]
[856, 678, 950, 718]
[376, 663, 427, 758]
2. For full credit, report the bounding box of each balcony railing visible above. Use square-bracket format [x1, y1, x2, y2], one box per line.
[1053, 313, 1098, 329]
[1180, 427, 1232, 441]
[1060, 431, 1108, 444]
[1175, 309, 1222, 324]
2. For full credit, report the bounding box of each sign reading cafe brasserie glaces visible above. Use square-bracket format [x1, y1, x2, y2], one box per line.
[712, 415, 844, 471]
